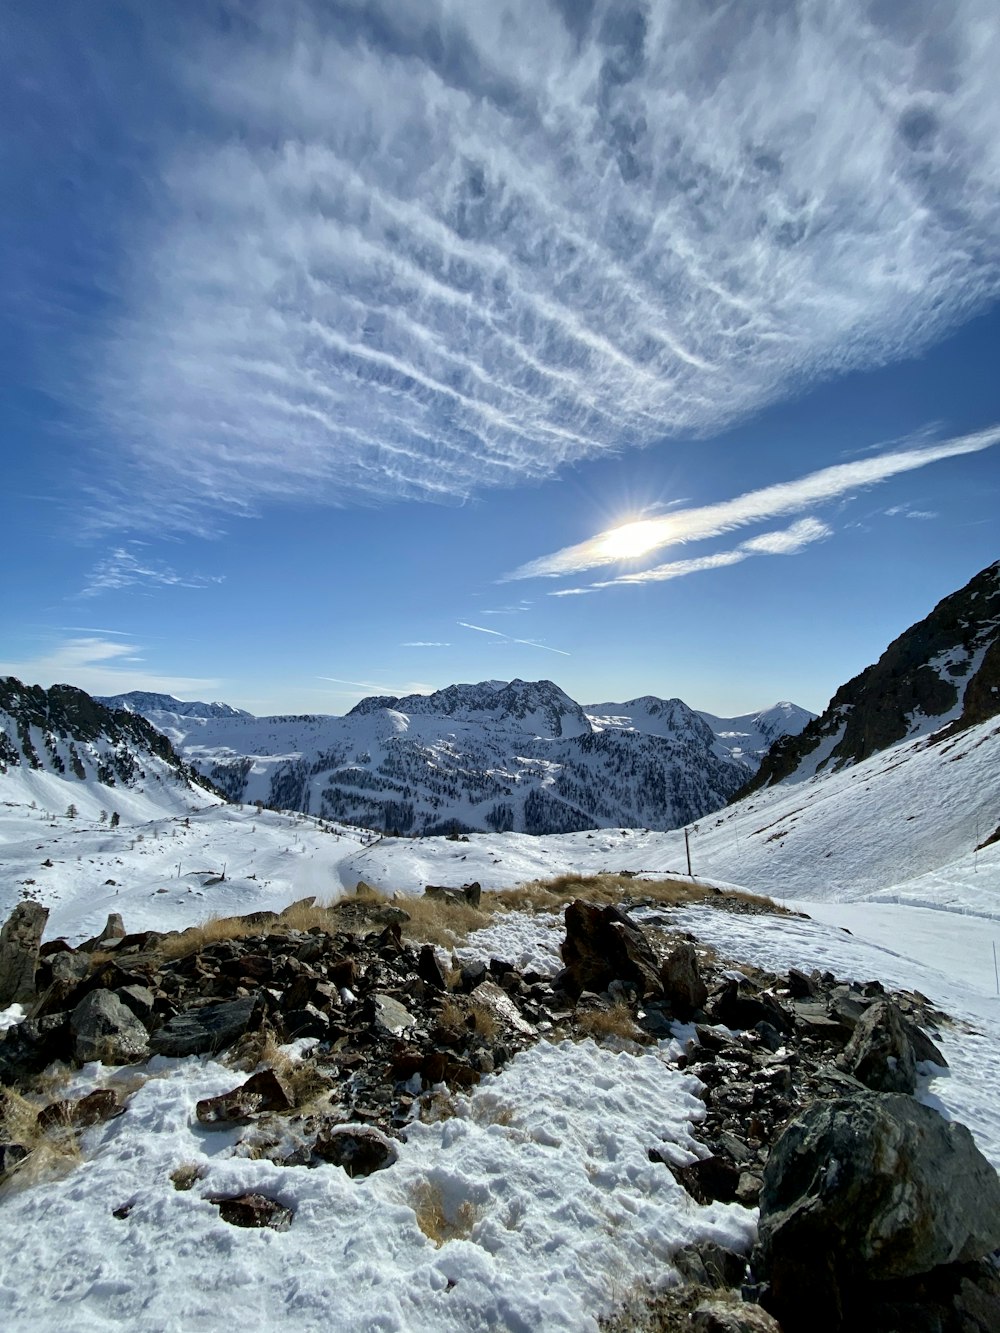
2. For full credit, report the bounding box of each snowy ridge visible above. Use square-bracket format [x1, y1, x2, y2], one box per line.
[97, 690, 251, 719]
[748, 560, 1000, 790]
[141, 681, 780, 836]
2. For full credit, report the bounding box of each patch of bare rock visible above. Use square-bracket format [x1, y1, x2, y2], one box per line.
[1, 890, 998, 1331]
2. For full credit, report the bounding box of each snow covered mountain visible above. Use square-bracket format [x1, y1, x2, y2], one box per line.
[152, 679, 753, 835]
[97, 690, 251, 719]
[586, 696, 814, 763]
[745, 560, 1000, 792]
[0, 676, 223, 820]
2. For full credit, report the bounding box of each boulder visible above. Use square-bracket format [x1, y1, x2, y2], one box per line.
[660, 941, 708, 1018]
[150, 994, 264, 1057]
[424, 881, 482, 908]
[196, 1068, 294, 1128]
[0, 1013, 71, 1082]
[560, 900, 662, 999]
[757, 1094, 1000, 1331]
[691, 1303, 782, 1333]
[712, 980, 792, 1035]
[37, 1088, 121, 1131]
[313, 1123, 398, 1177]
[0, 900, 49, 1005]
[837, 999, 917, 1093]
[71, 989, 149, 1065]
[209, 1192, 294, 1231]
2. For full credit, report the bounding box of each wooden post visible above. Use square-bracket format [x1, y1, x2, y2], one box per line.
[684, 826, 692, 877]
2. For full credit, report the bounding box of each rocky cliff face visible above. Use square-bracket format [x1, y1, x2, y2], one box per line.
[0, 676, 220, 798]
[744, 562, 1000, 793]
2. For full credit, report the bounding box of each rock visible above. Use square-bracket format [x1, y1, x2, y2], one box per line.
[280, 1005, 329, 1040]
[713, 981, 793, 1035]
[312, 1124, 398, 1177]
[837, 999, 917, 1093]
[116, 984, 155, 1022]
[561, 900, 662, 999]
[150, 994, 264, 1057]
[210, 1192, 294, 1231]
[469, 980, 534, 1036]
[0, 900, 49, 1006]
[0, 1142, 29, 1178]
[459, 960, 488, 992]
[424, 881, 482, 908]
[417, 944, 447, 990]
[280, 896, 316, 917]
[691, 1302, 782, 1333]
[786, 967, 818, 999]
[673, 1155, 741, 1204]
[673, 1242, 747, 1290]
[0, 1013, 71, 1082]
[37, 1088, 122, 1131]
[372, 994, 415, 1035]
[757, 1094, 1000, 1331]
[661, 941, 708, 1019]
[71, 989, 149, 1065]
[196, 1068, 294, 1128]
[905, 1018, 948, 1070]
[736, 1171, 763, 1206]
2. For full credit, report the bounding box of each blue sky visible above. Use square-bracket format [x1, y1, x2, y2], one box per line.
[1, 0, 998, 717]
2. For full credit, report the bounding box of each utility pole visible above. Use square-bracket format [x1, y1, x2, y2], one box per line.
[684, 826, 692, 877]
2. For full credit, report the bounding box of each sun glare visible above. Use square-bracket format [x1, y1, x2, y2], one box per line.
[594, 518, 665, 561]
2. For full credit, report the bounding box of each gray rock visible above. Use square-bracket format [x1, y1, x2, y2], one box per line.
[757, 1094, 1000, 1327]
[0, 900, 49, 1005]
[209, 1192, 294, 1231]
[71, 989, 149, 1065]
[312, 1124, 398, 1177]
[150, 994, 264, 1057]
[691, 1303, 782, 1333]
[116, 984, 155, 1022]
[373, 994, 415, 1034]
[196, 1068, 294, 1128]
[838, 999, 917, 1093]
[661, 941, 708, 1019]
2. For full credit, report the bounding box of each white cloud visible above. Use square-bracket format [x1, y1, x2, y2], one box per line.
[457, 621, 569, 655]
[401, 641, 452, 648]
[514, 428, 1000, 580]
[589, 516, 832, 590]
[85, 0, 1000, 529]
[81, 546, 225, 598]
[0, 638, 221, 698]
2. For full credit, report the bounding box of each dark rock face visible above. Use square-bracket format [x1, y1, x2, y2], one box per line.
[312, 1124, 398, 1177]
[757, 1094, 1000, 1330]
[837, 999, 917, 1093]
[744, 560, 1000, 791]
[660, 941, 708, 1019]
[71, 989, 149, 1065]
[150, 995, 265, 1058]
[196, 1070, 294, 1128]
[561, 900, 662, 998]
[210, 1192, 294, 1231]
[0, 901, 49, 1006]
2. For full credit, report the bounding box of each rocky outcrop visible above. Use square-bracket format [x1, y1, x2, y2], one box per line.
[744, 560, 1000, 791]
[71, 990, 149, 1065]
[757, 1094, 1000, 1330]
[0, 901, 48, 1006]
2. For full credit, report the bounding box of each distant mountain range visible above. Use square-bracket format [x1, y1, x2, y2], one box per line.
[96, 691, 251, 719]
[113, 680, 812, 836]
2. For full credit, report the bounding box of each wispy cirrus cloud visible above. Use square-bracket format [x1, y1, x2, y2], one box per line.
[589, 517, 832, 589]
[81, 546, 225, 598]
[0, 638, 220, 698]
[457, 621, 569, 656]
[71, 0, 1000, 530]
[401, 641, 451, 648]
[513, 428, 1000, 581]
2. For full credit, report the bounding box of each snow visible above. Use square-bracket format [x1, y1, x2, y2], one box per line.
[0, 1040, 754, 1332]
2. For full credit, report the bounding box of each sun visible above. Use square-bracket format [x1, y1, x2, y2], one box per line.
[593, 518, 665, 561]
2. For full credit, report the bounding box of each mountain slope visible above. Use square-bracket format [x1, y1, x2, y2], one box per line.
[0, 676, 223, 819]
[586, 696, 814, 765]
[745, 561, 1000, 792]
[97, 690, 251, 719]
[149, 682, 752, 835]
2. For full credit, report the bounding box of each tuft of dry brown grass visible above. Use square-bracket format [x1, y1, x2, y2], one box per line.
[159, 914, 264, 959]
[574, 1001, 649, 1046]
[394, 893, 489, 948]
[410, 1178, 481, 1247]
[0, 1088, 82, 1187]
[170, 1161, 207, 1191]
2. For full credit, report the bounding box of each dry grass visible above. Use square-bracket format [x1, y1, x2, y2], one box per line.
[468, 1002, 499, 1040]
[418, 1089, 461, 1124]
[574, 1001, 649, 1046]
[394, 893, 488, 948]
[159, 913, 266, 959]
[0, 1088, 82, 1187]
[170, 1161, 207, 1192]
[491, 872, 716, 914]
[410, 1178, 481, 1246]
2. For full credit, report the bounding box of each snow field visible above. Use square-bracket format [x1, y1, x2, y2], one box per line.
[0, 1040, 754, 1333]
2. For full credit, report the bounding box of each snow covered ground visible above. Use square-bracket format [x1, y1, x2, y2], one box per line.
[2, 723, 1000, 1330]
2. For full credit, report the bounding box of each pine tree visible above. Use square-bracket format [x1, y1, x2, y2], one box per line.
[110, 810, 120, 828]
[66, 803, 77, 819]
